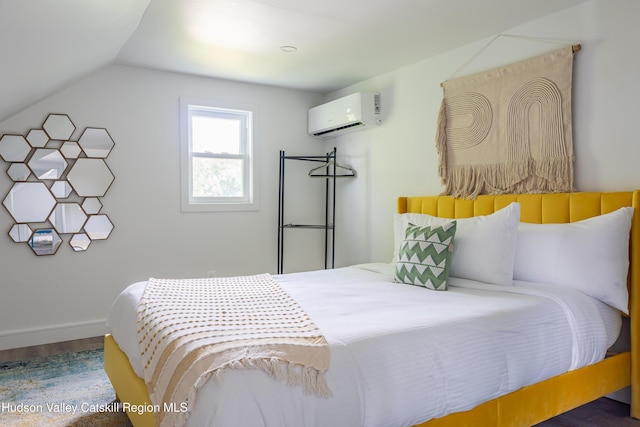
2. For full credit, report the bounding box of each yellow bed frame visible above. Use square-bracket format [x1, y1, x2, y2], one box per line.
[105, 190, 640, 426]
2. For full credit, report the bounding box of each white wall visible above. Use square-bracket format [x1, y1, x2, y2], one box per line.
[328, 0, 640, 265]
[0, 66, 326, 349]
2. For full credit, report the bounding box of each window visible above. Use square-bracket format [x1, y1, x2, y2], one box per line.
[181, 98, 257, 212]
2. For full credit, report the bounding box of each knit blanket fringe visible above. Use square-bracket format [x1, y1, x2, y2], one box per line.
[209, 357, 332, 397]
[136, 274, 331, 427]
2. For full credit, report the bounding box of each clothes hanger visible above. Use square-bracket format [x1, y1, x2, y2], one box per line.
[308, 160, 357, 178]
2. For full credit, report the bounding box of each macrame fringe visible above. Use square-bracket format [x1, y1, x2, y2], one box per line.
[442, 157, 574, 199]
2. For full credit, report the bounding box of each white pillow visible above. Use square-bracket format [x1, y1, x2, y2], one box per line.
[393, 202, 520, 286]
[514, 207, 634, 313]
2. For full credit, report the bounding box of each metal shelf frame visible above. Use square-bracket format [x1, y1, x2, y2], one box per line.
[277, 147, 342, 274]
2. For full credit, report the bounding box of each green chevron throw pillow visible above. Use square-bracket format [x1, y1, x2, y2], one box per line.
[394, 221, 457, 290]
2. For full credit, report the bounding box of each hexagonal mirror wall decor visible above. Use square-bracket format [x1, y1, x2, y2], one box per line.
[42, 114, 75, 140]
[78, 128, 114, 158]
[49, 203, 87, 234]
[7, 163, 31, 181]
[9, 224, 33, 243]
[26, 129, 49, 148]
[3, 182, 57, 223]
[84, 214, 114, 240]
[70, 232, 91, 252]
[51, 181, 73, 198]
[82, 197, 102, 215]
[67, 158, 114, 197]
[29, 229, 63, 256]
[0, 135, 31, 162]
[0, 113, 115, 255]
[28, 148, 68, 180]
[60, 141, 82, 159]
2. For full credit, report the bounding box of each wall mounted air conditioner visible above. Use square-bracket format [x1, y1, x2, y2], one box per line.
[308, 92, 381, 139]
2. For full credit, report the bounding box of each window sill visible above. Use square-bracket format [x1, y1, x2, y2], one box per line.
[181, 200, 259, 213]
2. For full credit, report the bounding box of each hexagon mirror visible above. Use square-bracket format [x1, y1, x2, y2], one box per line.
[0, 135, 31, 162]
[78, 128, 114, 158]
[9, 224, 33, 243]
[82, 197, 102, 214]
[67, 158, 114, 197]
[84, 214, 114, 240]
[28, 148, 68, 180]
[26, 129, 49, 148]
[2, 182, 56, 223]
[49, 203, 87, 234]
[7, 163, 31, 181]
[51, 181, 73, 198]
[60, 141, 81, 159]
[29, 229, 62, 256]
[42, 114, 75, 140]
[70, 233, 91, 252]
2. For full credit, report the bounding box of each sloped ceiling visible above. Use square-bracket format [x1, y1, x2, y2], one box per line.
[0, 0, 587, 122]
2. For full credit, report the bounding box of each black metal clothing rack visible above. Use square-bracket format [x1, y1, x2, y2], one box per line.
[277, 147, 354, 274]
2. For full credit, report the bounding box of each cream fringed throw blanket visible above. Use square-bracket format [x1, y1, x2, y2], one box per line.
[136, 274, 331, 427]
[436, 46, 576, 198]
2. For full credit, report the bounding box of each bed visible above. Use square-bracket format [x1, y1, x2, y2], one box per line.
[104, 190, 640, 427]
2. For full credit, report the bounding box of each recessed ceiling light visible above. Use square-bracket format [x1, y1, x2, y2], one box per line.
[280, 45, 298, 53]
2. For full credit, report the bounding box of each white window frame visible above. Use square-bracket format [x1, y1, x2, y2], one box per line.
[180, 97, 258, 212]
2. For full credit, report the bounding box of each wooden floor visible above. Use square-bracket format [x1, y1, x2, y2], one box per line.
[2, 337, 640, 426]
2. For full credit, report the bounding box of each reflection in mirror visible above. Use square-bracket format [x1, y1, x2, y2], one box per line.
[9, 224, 32, 243]
[2, 182, 56, 223]
[30, 228, 62, 255]
[28, 149, 68, 180]
[0, 135, 31, 162]
[42, 114, 75, 140]
[49, 203, 87, 234]
[51, 181, 72, 198]
[82, 197, 102, 214]
[70, 233, 91, 251]
[7, 163, 31, 181]
[78, 128, 114, 158]
[84, 214, 114, 240]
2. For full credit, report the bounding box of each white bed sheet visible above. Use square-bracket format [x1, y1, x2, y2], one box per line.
[107, 263, 621, 427]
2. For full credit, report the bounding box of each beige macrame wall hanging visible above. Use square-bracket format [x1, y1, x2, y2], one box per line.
[436, 42, 580, 199]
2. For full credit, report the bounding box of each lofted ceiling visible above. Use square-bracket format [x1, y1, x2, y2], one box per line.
[0, 0, 588, 122]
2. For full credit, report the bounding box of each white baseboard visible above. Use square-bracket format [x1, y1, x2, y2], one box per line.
[0, 320, 108, 351]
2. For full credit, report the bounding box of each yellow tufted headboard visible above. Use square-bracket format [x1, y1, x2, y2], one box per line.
[398, 190, 640, 418]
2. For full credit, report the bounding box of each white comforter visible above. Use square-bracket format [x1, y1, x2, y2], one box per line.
[107, 264, 620, 427]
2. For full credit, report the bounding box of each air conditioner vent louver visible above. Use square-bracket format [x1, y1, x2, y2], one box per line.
[312, 121, 364, 137]
[308, 93, 381, 140]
